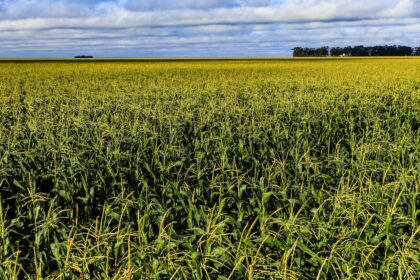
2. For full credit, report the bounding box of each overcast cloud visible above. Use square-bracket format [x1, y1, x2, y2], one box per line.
[0, 0, 419, 57]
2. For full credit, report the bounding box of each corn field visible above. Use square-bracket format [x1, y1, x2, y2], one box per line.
[0, 58, 419, 279]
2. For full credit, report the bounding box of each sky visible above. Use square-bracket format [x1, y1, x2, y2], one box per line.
[0, 0, 419, 57]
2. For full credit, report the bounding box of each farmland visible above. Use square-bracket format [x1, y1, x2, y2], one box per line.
[0, 58, 419, 279]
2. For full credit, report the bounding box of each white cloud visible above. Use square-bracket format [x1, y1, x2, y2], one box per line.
[123, 0, 276, 11]
[124, 0, 234, 11]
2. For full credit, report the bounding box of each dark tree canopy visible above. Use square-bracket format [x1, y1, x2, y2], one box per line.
[293, 45, 417, 57]
[292, 46, 330, 57]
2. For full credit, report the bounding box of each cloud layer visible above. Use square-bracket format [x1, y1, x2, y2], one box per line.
[0, 0, 419, 57]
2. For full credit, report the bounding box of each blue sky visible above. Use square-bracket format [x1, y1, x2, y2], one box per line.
[0, 0, 419, 57]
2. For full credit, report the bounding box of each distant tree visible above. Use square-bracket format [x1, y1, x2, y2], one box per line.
[293, 45, 414, 57]
[318, 46, 329, 56]
[342, 46, 353, 56]
[330, 47, 344, 56]
[371, 45, 411, 56]
[308, 48, 317, 56]
[351, 45, 369, 56]
[292, 46, 329, 57]
[370, 45, 385, 56]
[292, 47, 305, 57]
[397, 45, 413, 56]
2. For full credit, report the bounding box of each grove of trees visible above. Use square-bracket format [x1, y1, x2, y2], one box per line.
[293, 45, 420, 57]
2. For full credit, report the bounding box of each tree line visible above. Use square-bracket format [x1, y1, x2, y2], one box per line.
[292, 45, 420, 57]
